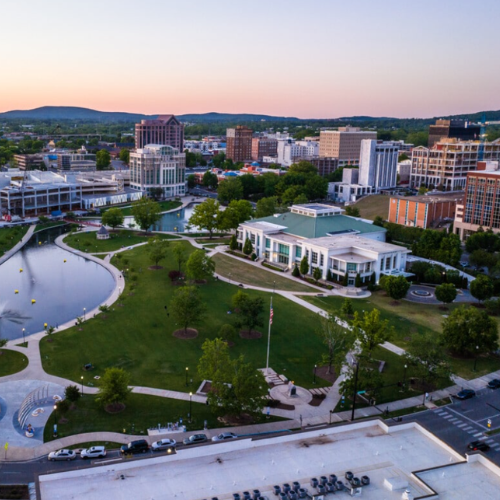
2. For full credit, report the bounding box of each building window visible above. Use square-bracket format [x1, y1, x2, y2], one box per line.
[250, 234, 256, 244]
[366, 262, 371, 272]
[295, 246, 302, 258]
[393, 256, 397, 268]
[278, 244, 289, 256]
[320, 254, 324, 266]
[347, 263, 357, 272]
[265, 238, 270, 249]
[380, 260, 384, 271]
[385, 257, 391, 270]
[278, 254, 289, 264]
[311, 252, 318, 264]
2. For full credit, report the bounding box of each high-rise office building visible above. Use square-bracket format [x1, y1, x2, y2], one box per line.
[251, 137, 278, 162]
[358, 140, 399, 191]
[319, 127, 377, 166]
[428, 119, 480, 148]
[135, 115, 184, 150]
[226, 126, 253, 162]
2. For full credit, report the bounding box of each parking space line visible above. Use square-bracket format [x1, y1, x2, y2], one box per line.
[474, 432, 483, 437]
[446, 407, 488, 430]
[457, 424, 468, 428]
[449, 418, 458, 422]
[463, 426, 473, 431]
[468, 430, 479, 434]
[443, 415, 453, 419]
[486, 439, 495, 444]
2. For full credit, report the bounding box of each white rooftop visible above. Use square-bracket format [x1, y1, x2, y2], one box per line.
[38, 421, 500, 500]
[307, 234, 411, 254]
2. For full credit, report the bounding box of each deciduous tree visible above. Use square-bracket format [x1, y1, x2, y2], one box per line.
[470, 275, 494, 303]
[170, 286, 206, 335]
[318, 313, 355, 375]
[131, 197, 162, 232]
[186, 249, 215, 281]
[352, 309, 393, 357]
[435, 283, 457, 306]
[101, 208, 124, 230]
[97, 367, 131, 409]
[232, 290, 264, 335]
[188, 198, 222, 239]
[146, 235, 170, 266]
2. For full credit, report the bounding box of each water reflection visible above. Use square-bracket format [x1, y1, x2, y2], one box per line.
[123, 204, 200, 233]
[0, 227, 115, 341]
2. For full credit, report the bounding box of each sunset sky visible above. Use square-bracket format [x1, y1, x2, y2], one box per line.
[1, 0, 499, 119]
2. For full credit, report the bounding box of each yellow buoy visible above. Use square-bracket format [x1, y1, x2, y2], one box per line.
[31, 299, 36, 304]
[39, 242, 42, 245]
[44, 323, 47, 329]
[15, 289, 18, 294]
[20, 268, 23, 272]
[64, 259, 67, 263]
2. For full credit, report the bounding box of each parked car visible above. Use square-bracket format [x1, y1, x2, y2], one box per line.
[120, 439, 150, 455]
[80, 446, 106, 459]
[487, 379, 500, 389]
[151, 438, 177, 452]
[454, 389, 476, 400]
[48, 449, 77, 461]
[183, 434, 208, 446]
[212, 432, 238, 442]
[468, 440, 490, 452]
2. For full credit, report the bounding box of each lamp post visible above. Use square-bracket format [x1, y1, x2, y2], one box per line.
[83, 307, 86, 321]
[185, 367, 189, 387]
[22, 328, 25, 345]
[403, 364, 408, 389]
[313, 364, 317, 385]
[189, 392, 193, 423]
[474, 345, 479, 372]
[81, 376, 84, 395]
[53, 404, 58, 437]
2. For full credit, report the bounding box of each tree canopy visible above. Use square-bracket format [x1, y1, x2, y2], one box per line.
[131, 197, 162, 232]
[97, 367, 131, 408]
[188, 199, 222, 239]
[145, 235, 170, 266]
[186, 249, 215, 282]
[232, 290, 265, 335]
[170, 285, 206, 334]
[96, 149, 111, 170]
[101, 208, 124, 230]
[470, 275, 494, 303]
[352, 309, 393, 356]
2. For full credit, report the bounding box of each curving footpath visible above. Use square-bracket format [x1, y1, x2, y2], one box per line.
[0, 224, 36, 266]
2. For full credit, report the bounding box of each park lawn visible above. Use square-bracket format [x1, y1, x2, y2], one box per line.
[303, 293, 500, 379]
[354, 195, 390, 221]
[101, 200, 182, 217]
[35, 221, 68, 232]
[43, 393, 231, 443]
[40, 241, 329, 392]
[63, 230, 180, 253]
[0, 349, 29, 376]
[0, 225, 29, 256]
[211, 253, 316, 293]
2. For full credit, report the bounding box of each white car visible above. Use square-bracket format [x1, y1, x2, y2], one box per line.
[211, 432, 238, 442]
[48, 449, 77, 461]
[151, 438, 177, 451]
[80, 446, 106, 459]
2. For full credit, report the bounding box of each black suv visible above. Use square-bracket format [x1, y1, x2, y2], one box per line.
[120, 439, 150, 455]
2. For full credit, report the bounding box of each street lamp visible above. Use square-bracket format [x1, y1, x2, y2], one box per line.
[189, 392, 193, 423]
[403, 364, 408, 389]
[185, 367, 189, 387]
[81, 376, 84, 395]
[22, 328, 25, 345]
[313, 364, 317, 385]
[83, 307, 86, 321]
[53, 404, 58, 437]
[474, 345, 479, 372]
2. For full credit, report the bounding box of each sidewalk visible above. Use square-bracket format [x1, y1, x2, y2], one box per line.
[0, 224, 35, 266]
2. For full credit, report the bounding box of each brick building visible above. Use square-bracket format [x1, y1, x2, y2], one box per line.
[251, 137, 278, 162]
[388, 192, 464, 229]
[135, 115, 184, 150]
[226, 126, 253, 162]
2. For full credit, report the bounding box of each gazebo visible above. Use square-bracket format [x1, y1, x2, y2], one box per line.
[96, 225, 110, 240]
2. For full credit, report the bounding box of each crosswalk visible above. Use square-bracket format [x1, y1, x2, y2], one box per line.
[433, 407, 500, 452]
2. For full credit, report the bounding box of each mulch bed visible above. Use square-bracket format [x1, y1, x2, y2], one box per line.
[218, 413, 255, 425]
[308, 394, 326, 407]
[173, 328, 199, 339]
[148, 265, 164, 270]
[239, 330, 262, 339]
[269, 400, 295, 410]
[315, 365, 337, 384]
[105, 402, 126, 414]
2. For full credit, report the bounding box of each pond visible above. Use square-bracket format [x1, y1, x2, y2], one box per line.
[0, 227, 115, 341]
[123, 203, 200, 233]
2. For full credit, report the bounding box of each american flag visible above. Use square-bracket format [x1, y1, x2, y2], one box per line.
[269, 305, 274, 325]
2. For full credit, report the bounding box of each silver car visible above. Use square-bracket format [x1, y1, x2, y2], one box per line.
[80, 446, 106, 459]
[211, 432, 238, 442]
[48, 449, 77, 461]
[151, 438, 177, 451]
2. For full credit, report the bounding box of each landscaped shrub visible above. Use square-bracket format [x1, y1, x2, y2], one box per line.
[251, 253, 257, 261]
[262, 262, 283, 272]
[169, 270, 182, 282]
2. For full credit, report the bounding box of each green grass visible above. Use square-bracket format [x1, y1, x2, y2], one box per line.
[301, 292, 500, 380]
[383, 406, 427, 419]
[212, 253, 316, 293]
[35, 221, 68, 232]
[0, 349, 29, 376]
[354, 195, 390, 221]
[63, 230, 179, 253]
[43, 393, 230, 443]
[40, 241, 329, 391]
[0, 226, 29, 256]
[101, 200, 182, 217]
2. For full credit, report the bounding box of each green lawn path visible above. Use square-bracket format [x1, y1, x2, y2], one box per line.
[0, 349, 29, 376]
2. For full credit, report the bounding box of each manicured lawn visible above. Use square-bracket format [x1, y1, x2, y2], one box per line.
[63, 230, 179, 253]
[0, 226, 29, 256]
[0, 349, 29, 376]
[101, 200, 182, 217]
[354, 195, 390, 221]
[40, 241, 330, 391]
[43, 393, 229, 443]
[302, 292, 500, 380]
[212, 253, 316, 293]
[35, 221, 68, 232]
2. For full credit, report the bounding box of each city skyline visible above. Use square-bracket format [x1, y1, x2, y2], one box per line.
[1, 0, 499, 119]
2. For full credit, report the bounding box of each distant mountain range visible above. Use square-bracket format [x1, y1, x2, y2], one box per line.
[0, 106, 499, 123]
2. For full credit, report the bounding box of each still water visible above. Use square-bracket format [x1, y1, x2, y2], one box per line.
[0, 227, 115, 341]
[123, 204, 199, 233]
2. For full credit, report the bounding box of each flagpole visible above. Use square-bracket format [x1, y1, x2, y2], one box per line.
[266, 295, 273, 375]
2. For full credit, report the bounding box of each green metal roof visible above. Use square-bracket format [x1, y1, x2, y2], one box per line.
[254, 212, 385, 239]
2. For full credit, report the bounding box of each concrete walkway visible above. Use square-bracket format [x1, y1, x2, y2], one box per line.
[0, 224, 35, 266]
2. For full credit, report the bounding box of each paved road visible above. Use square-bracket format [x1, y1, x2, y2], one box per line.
[409, 387, 500, 465]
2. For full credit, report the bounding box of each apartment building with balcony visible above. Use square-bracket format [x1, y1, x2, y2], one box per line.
[410, 139, 500, 191]
[237, 204, 410, 285]
[129, 144, 186, 198]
